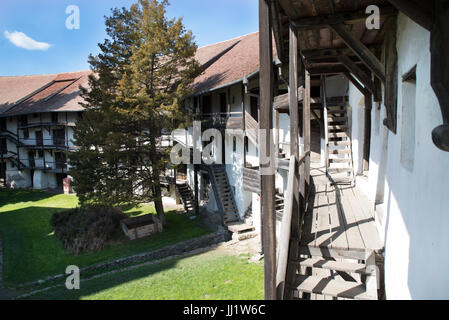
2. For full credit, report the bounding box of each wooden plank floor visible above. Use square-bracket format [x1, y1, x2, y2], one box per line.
[302, 165, 382, 253]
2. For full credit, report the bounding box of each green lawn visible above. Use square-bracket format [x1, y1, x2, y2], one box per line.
[26, 250, 264, 300]
[0, 189, 210, 287]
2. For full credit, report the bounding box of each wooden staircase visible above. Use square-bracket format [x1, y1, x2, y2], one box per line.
[208, 165, 257, 241]
[291, 249, 378, 300]
[326, 103, 354, 185]
[286, 181, 380, 300]
[175, 182, 195, 214]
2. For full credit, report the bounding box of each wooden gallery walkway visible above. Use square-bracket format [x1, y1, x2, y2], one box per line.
[292, 165, 383, 300]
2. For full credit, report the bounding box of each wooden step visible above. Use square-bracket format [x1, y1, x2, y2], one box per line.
[329, 158, 352, 163]
[299, 246, 367, 260]
[328, 140, 350, 147]
[227, 223, 255, 234]
[327, 109, 346, 115]
[328, 167, 353, 174]
[293, 275, 375, 300]
[328, 132, 348, 138]
[328, 117, 347, 123]
[298, 258, 367, 274]
[235, 231, 258, 241]
[329, 149, 351, 155]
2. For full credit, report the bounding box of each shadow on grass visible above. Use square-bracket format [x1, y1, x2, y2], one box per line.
[0, 204, 210, 287]
[0, 189, 55, 207]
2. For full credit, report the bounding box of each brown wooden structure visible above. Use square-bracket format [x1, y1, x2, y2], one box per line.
[258, 0, 449, 300]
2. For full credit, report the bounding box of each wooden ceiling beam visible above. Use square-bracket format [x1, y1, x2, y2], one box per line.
[291, 6, 397, 29]
[387, 0, 435, 31]
[330, 23, 386, 83]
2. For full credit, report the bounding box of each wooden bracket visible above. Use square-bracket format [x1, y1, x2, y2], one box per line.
[330, 24, 386, 83]
[338, 55, 375, 94]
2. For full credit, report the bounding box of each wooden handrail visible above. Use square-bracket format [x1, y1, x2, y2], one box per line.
[275, 155, 296, 299]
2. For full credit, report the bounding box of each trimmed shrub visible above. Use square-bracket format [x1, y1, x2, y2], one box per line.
[50, 206, 127, 255]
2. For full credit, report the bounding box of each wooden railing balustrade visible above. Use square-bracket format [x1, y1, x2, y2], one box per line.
[276, 150, 311, 300]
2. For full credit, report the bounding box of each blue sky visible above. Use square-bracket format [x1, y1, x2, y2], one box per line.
[0, 0, 258, 76]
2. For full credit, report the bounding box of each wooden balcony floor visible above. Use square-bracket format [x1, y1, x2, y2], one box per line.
[301, 166, 382, 257]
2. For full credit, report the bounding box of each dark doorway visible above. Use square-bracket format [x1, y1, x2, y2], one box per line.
[250, 96, 259, 122]
[0, 118, 6, 131]
[19, 115, 28, 127]
[56, 173, 67, 189]
[1, 138, 7, 155]
[35, 130, 43, 146]
[0, 162, 6, 183]
[28, 151, 35, 168]
[219, 93, 227, 114]
[52, 129, 65, 146]
[202, 95, 212, 115]
[55, 152, 67, 170]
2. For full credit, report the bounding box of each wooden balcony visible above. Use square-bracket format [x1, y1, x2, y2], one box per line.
[197, 112, 244, 131]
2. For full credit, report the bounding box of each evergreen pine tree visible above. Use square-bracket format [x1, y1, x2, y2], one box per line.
[70, 0, 199, 225]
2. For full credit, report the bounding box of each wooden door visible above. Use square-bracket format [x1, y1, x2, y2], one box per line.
[52, 129, 65, 146]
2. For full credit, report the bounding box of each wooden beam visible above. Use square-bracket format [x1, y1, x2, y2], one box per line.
[282, 24, 301, 300]
[304, 70, 311, 191]
[271, 0, 285, 63]
[330, 24, 386, 83]
[388, 0, 435, 31]
[430, 0, 449, 151]
[344, 72, 370, 97]
[338, 55, 375, 94]
[259, 0, 276, 300]
[363, 94, 373, 171]
[291, 6, 397, 29]
[384, 17, 398, 134]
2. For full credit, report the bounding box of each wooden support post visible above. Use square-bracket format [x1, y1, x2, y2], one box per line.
[242, 82, 247, 167]
[304, 70, 311, 195]
[227, 87, 231, 115]
[193, 164, 199, 216]
[322, 76, 329, 172]
[363, 93, 373, 172]
[259, 0, 276, 300]
[283, 24, 301, 300]
[330, 24, 386, 83]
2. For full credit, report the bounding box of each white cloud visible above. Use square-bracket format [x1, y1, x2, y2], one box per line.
[4, 30, 52, 51]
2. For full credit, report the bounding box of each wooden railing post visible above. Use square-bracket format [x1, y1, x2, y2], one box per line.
[275, 156, 296, 299]
[282, 24, 302, 300]
[322, 75, 329, 172]
[259, 0, 276, 301]
[304, 70, 311, 197]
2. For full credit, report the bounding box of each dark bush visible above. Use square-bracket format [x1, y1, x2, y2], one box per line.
[50, 206, 128, 255]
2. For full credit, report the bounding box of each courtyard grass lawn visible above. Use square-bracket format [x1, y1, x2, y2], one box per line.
[25, 250, 264, 300]
[0, 189, 210, 287]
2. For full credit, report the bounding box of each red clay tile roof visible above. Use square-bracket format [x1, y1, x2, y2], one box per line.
[193, 32, 261, 93]
[0, 32, 267, 116]
[0, 71, 90, 116]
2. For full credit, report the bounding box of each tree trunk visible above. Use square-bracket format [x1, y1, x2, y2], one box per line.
[152, 176, 166, 226]
[149, 135, 166, 226]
